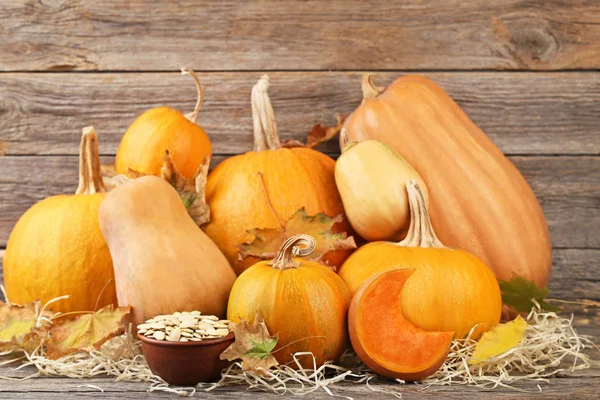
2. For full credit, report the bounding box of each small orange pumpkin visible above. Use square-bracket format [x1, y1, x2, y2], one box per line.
[205, 76, 351, 275]
[116, 69, 212, 179]
[339, 180, 502, 339]
[227, 234, 351, 368]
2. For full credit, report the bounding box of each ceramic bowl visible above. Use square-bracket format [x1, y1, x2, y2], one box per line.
[138, 332, 234, 386]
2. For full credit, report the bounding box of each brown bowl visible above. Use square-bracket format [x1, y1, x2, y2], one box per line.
[138, 332, 235, 386]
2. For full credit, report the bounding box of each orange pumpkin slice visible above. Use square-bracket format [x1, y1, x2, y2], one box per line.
[348, 268, 453, 381]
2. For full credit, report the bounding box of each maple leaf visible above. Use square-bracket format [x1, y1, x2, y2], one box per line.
[160, 151, 211, 227]
[469, 315, 528, 364]
[238, 208, 356, 266]
[0, 301, 53, 353]
[220, 314, 279, 372]
[499, 276, 561, 313]
[45, 305, 131, 359]
[306, 114, 347, 149]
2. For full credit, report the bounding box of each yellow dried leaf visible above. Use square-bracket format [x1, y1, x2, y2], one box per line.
[0, 300, 53, 353]
[469, 315, 528, 365]
[46, 305, 131, 359]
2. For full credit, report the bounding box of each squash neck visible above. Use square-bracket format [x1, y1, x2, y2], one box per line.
[396, 180, 445, 249]
[361, 74, 385, 103]
[269, 234, 317, 270]
[252, 75, 281, 151]
[181, 68, 204, 123]
[76, 126, 107, 195]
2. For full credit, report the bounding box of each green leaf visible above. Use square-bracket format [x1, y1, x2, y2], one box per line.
[245, 337, 278, 360]
[499, 276, 561, 313]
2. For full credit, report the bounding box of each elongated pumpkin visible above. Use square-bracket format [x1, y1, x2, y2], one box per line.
[98, 175, 236, 328]
[335, 130, 428, 241]
[116, 69, 212, 179]
[227, 234, 351, 368]
[4, 127, 117, 313]
[205, 76, 351, 275]
[343, 75, 551, 288]
[339, 181, 502, 339]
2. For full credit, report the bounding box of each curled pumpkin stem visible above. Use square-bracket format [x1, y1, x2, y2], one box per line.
[76, 126, 107, 195]
[181, 68, 204, 123]
[361, 74, 385, 103]
[269, 234, 317, 270]
[397, 180, 444, 248]
[251, 75, 280, 151]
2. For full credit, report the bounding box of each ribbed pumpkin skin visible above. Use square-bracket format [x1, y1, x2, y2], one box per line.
[205, 148, 349, 275]
[338, 242, 502, 339]
[4, 194, 117, 313]
[343, 76, 551, 288]
[116, 107, 212, 179]
[227, 259, 351, 368]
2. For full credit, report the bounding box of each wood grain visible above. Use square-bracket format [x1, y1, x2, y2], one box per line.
[1, 72, 599, 156]
[1, 155, 598, 245]
[1, 0, 599, 71]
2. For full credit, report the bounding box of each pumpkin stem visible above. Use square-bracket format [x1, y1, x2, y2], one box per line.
[181, 68, 204, 123]
[76, 126, 107, 195]
[251, 75, 281, 151]
[397, 180, 444, 248]
[361, 74, 385, 103]
[269, 234, 317, 270]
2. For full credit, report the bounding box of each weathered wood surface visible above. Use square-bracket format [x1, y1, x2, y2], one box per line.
[0, 304, 598, 398]
[1, 72, 599, 156]
[2, 0, 599, 71]
[1, 155, 599, 249]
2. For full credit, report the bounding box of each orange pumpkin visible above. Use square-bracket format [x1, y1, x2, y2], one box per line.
[4, 127, 117, 313]
[227, 234, 351, 368]
[343, 75, 551, 288]
[205, 75, 350, 275]
[339, 181, 502, 339]
[116, 69, 212, 179]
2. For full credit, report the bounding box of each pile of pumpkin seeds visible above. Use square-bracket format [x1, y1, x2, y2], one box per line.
[137, 311, 231, 342]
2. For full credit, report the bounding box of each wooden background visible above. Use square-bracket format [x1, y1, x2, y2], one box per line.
[1, 2, 599, 299]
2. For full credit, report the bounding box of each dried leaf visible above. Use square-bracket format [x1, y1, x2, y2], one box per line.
[0, 300, 53, 353]
[220, 314, 279, 372]
[238, 208, 356, 266]
[499, 276, 561, 313]
[306, 114, 346, 149]
[46, 305, 131, 359]
[469, 315, 528, 364]
[160, 151, 211, 227]
[280, 139, 307, 148]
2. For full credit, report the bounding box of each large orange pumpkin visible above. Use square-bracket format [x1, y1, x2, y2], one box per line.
[4, 127, 117, 313]
[205, 75, 351, 275]
[342, 75, 551, 288]
[339, 181, 502, 339]
[227, 234, 351, 368]
[116, 69, 212, 179]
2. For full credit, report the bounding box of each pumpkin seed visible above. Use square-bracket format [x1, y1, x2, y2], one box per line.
[180, 338, 189, 342]
[137, 311, 230, 341]
[167, 328, 181, 342]
[153, 331, 166, 341]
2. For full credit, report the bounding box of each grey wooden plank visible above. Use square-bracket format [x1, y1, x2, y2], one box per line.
[1, 0, 599, 71]
[1, 155, 598, 249]
[1, 72, 599, 156]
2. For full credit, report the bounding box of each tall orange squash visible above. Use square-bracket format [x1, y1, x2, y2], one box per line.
[205, 76, 350, 275]
[343, 75, 551, 288]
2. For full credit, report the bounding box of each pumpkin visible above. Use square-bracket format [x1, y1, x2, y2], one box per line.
[227, 234, 351, 368]
[4, 127, 117, 313]
[98, 175, 236, 328]
[339, 181, 502, 339]
[342, 75, 551, 288]
[349, 268, 453, 381]
[205, 75, 350, 275]
[116, 68, 212, 179]
[335, 130, 428, 241]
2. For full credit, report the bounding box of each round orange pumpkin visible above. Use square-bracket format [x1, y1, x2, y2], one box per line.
[338, 180, 502, 339]
[342, 75, 551, 289]
[116, 69, 212, 179]
[227, 234, 351, 368]
[205, 75, 351, 275]
[4, 127, 117, 313]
